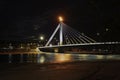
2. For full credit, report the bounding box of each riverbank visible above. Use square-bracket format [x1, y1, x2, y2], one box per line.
[0, 60, 120, 80]
[0, 49, 39, 54]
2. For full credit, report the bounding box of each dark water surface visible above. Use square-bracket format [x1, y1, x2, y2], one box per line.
[0, 53, 120, 63]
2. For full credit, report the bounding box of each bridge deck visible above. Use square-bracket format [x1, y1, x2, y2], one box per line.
[38, 42, 120, 53]
[39, 42, 120, 48]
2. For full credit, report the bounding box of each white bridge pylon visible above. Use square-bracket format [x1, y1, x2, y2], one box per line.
[45, 22, 96, 47]
[45, 22, 63, 46]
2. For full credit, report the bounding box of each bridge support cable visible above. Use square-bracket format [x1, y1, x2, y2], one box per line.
[63, 23, 77, 44]
[63, 25, 81, 44]
[78, 33, 96, 43]
[64, 36, 69, 44]
[62, 23, 96, 43]
[68, 28, 92, 43]
[63, 27, 75, 44]
[81, 34, 96, 43]
[64, 27, 86, 43]
[63, 28, 79, 44]
[66, 32, 79, 44]
[62, 25, 70, 44]
[79, 34, 93, 43]
[62, 23, 89, 43]
[67, 31, 82, 44]
[62, 23, 93, 43]
[66, 27, 84, 44]
[64, 25, 88, 44]
[63, 25, 83, 44]
[63, 28, 71, 44]
[63, 34, 71, 44]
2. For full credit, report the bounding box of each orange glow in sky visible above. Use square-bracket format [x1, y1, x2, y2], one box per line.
[58, 16, 63, 22]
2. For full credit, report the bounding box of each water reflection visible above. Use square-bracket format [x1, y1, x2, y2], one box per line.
[96, 55, 105, 59]
[39, 56, 45, 63]
[54, 54, 72, 63]
[0, 53, 120, 63]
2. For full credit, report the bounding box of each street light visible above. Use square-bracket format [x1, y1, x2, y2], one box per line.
[39, 35, 45, 46]
[106, 28, 109, 32]
[40, 36, 44, 41]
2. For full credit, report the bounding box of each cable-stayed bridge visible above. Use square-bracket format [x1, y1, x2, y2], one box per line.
[38, 21, 120, 53]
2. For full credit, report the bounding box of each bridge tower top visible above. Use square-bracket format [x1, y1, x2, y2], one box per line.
[45, 16, 64, 46]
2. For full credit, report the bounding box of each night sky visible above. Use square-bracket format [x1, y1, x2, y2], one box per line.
[0, 0, 120, 41]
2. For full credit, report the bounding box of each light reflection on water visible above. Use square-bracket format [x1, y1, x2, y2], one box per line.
[54, 54, 72, 63]
[0, 53, 120, 63]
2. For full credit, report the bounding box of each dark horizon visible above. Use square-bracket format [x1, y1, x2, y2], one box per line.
[0, 0, 120, 41]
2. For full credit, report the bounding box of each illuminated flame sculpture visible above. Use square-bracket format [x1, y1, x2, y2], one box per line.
[58, 16, 63, 22]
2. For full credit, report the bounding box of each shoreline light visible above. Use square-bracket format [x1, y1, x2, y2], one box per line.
[40, 36, 44, 40]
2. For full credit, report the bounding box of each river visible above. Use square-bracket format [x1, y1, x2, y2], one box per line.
[0, 53, 120, 63]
